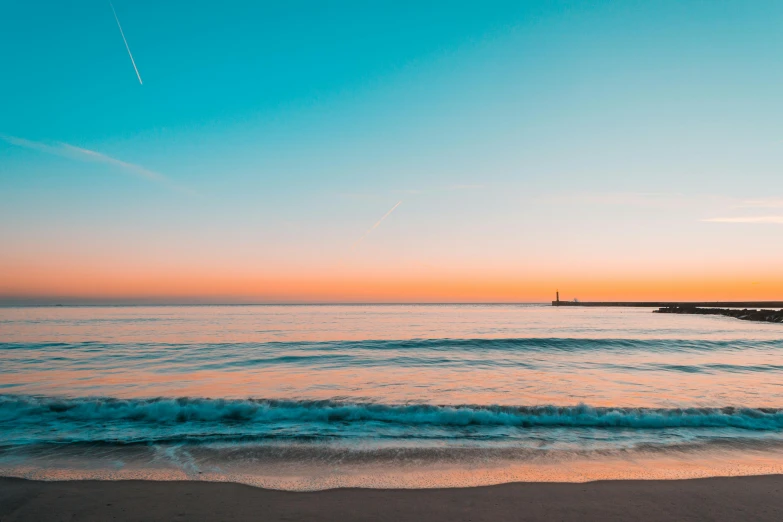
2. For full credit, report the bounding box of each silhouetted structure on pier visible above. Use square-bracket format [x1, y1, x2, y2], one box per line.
[551, 292, 783, 309]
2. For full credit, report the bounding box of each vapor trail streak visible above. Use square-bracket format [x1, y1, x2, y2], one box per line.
[110, 2, 143, 84]
[352, 201, 403, 249]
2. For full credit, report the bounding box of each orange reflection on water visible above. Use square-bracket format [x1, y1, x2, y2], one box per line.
[2, 305, 782, 408]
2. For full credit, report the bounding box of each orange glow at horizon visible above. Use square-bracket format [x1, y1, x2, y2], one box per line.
[2, 263, 782, 303]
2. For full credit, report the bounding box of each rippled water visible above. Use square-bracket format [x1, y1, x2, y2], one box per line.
[1, 304, 782, 489]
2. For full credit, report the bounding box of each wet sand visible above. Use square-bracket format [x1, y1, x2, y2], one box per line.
[2, 475, 783, 521]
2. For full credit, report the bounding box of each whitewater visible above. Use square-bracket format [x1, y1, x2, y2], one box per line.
[1, 304, 782, 489]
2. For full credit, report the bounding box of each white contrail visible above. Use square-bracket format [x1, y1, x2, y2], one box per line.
[110, 2, 143, 85]
[352, 201, 403, 249]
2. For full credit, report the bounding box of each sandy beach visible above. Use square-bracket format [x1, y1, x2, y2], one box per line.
[2, 475, 783, 522]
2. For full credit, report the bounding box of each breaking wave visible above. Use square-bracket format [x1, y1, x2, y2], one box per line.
[3, 395, 783, 431]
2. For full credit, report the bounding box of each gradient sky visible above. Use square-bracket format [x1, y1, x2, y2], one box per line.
[1, 0, 782, 303]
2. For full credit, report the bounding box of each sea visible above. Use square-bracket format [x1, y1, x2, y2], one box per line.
[1, 304, 782, 490]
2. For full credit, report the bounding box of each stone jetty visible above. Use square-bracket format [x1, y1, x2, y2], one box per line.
[654, 306, 783, 324]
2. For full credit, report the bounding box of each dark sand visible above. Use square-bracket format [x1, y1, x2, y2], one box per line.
[2, 476, 783, 521]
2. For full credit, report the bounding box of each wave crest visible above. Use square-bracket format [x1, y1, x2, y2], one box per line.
[2, 396, 783, 431]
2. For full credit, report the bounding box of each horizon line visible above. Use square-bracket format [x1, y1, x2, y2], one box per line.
[2, 300, 783, 308]
[0, 301, 549, 307]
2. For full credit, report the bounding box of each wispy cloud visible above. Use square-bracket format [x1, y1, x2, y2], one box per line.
[703, 216, 783, 224]
[734, 198, 783, 209]
[392, 184, 485, 196]
[552, 191, 783, 212]
[1, 134, 190, 194]
[336, 192, 378, 200]
[352, 200, 403, 249]
[447, 184, 485, 191]
[546, 192, 691, 208]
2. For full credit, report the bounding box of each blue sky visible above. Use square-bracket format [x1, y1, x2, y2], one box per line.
[1, 0, 782, 302]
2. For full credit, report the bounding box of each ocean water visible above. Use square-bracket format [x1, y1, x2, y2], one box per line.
[1, 304, 782, 489]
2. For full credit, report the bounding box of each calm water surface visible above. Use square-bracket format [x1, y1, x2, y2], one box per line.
[1, 304, 782, 489]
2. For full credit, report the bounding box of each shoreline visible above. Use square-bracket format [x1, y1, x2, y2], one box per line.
[2, 475, 783, 521]
[4, 445, 783, 490]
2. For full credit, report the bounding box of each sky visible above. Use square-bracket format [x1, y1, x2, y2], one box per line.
[1, 0, 782, 303]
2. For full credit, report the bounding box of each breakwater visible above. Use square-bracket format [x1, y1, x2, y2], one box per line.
[654, 306, 783, 324]
[552, 301, 783, 308]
